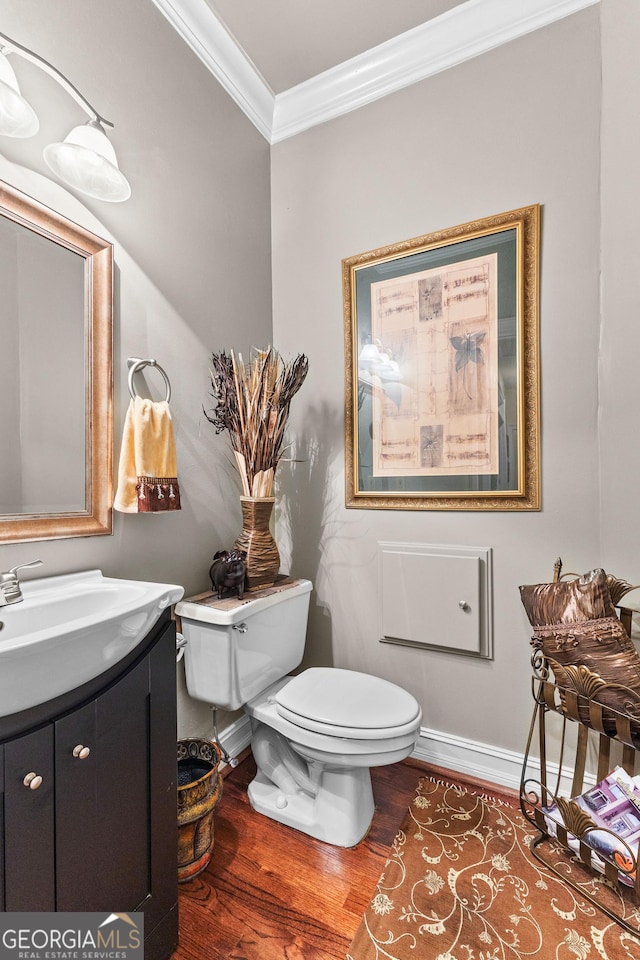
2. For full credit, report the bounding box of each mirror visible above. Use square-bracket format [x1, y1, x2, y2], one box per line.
[0, 178, 112, 542]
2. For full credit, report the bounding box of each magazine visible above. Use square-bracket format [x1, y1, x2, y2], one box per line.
[543, 765, 640, 887]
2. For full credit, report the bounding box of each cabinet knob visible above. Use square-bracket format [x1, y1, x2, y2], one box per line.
[72, 744, 91, 759]
[23, 772, 43, 790]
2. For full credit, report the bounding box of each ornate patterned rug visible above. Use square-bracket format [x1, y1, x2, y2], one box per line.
[347, 777, 640, 960]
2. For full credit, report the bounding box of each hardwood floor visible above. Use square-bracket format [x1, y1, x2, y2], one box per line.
[171, 754, 516, 960]
[172, 753, 425, 960]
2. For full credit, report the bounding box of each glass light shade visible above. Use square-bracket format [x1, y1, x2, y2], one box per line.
[0, 50, 39, 137]
[43, 120, 131, 202]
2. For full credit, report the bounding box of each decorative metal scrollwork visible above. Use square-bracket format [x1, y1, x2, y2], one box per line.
[555, 797, 597, 840]
[606, 574, 639, 606]
[559, 664, 609, 700]
[531, 649, 550, 681]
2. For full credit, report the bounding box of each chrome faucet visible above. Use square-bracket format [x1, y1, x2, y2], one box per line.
[0, 560, 43, 606]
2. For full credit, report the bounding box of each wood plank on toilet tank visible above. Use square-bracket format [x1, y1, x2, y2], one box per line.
[378, 542, 493, 659]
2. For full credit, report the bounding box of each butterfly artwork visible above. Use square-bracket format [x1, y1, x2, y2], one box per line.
[449, 331, 486, 400]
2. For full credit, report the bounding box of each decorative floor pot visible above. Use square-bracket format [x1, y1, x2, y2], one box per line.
[177, 738, 223, 882]
[234, 496, 280, 589]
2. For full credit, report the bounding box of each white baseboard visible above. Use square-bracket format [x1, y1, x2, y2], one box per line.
[220, 716, 588, 799]
[218, 714, 252, 767]
[412, 726, 525, 791]
[413, 726, 595, 797]
[221, 716, 527, 789]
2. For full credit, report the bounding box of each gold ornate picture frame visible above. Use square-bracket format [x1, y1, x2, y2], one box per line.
[343, 205, 540, 511]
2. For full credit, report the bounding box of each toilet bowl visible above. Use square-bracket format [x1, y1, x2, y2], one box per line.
[176, 577, 422, 847]
[245, 667, 422, 846]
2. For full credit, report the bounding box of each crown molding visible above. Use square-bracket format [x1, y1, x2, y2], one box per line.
[150, 0, 275, 140]
[153, 0, 599, 145]
[272, 0, 599, 142]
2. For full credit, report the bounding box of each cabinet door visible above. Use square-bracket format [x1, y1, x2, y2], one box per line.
[55, 655, 151, 912]
[147, 621, 179, 937]
[0, 617, 177, 960]
[4, 724, 55, 910]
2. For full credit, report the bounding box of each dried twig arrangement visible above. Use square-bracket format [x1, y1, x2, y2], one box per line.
[206, 347, 309, 498]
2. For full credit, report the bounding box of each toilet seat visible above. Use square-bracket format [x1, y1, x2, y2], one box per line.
[274, 667, 421, 740]
[246, 676, 421, 763]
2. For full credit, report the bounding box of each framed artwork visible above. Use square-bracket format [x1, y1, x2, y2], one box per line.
[342, 205, 540, 511]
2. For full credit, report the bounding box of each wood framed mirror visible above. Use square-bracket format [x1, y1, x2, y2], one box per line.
[0, 179, 113, 542]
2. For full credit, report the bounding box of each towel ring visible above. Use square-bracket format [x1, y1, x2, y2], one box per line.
[127, 357, 171, 403]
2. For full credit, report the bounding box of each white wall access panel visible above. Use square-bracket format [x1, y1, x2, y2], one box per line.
[379, 542, 493, 659]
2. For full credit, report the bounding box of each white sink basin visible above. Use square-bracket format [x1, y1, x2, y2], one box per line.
[0, 569, 184, 717]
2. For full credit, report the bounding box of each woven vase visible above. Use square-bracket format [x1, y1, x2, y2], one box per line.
[234, 496, 280, 589]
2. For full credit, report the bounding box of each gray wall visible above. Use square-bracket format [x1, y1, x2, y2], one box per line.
[0, 0, 272, 737]
[1, 0, 637, 763]
[600, 0, 640, 572]
[271, 7, 603, 754]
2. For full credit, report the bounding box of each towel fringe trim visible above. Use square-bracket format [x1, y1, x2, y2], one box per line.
[136, 476, 181, 512]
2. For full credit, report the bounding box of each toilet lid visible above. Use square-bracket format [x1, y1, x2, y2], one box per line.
[274, 667, 421, 739]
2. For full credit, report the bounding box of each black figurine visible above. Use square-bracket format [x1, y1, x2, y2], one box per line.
[209, 549, 247, 600]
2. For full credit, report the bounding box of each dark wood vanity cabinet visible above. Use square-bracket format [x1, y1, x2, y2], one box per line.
[0, 611, 178, 960]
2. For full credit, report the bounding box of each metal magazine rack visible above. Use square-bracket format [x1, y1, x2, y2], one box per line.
[519, 559, 640, 933]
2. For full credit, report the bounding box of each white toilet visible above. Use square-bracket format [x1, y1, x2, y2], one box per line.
[175, 577, 422, 847]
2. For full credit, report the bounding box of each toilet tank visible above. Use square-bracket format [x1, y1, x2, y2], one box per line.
[175, 578, 312, 711]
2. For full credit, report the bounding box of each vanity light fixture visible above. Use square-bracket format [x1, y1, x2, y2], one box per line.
[0, 47, 39, 137]
[0, 31, 131, 202]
